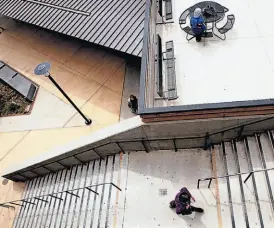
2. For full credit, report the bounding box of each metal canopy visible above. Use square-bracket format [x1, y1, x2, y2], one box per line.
[0, 0, 146, 57]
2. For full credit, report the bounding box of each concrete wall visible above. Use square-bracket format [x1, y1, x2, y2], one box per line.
[3, 114, 274, 181]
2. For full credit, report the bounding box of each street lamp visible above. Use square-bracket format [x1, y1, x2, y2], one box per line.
[34, 62, 92, 125]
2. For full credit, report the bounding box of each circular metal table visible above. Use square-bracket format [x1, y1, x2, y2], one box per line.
[189, 1, 228, 23]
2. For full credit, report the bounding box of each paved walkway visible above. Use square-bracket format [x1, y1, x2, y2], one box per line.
[0, 21, 125, 129]
[0, 17, 131, 227]
[120, 60, 141, 121]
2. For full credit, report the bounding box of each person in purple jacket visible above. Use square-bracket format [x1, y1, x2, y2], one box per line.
[169, 187, 204, 215]
[190, 8, 207, 42]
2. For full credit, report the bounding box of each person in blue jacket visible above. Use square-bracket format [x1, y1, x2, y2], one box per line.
[190, 8, 206, 42]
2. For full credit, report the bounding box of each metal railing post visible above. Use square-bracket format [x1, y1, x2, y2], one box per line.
[237, 126, 245, 139]
[204, 132, 211, 150]
[85, 187, 99, 195]
[141, 140, 149, 153]
[244, 172, 253, 183]
[197, 179, 201, 189]
[208, 178, 213, 188]
[173, 138, 178, 152]
[111, 183, 122, 191]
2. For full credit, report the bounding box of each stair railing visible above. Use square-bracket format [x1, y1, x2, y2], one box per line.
[197, 167, 274, 189]
[0, 182, 121, 210]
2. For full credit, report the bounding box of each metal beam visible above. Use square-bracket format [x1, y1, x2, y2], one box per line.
[56, 161, 68, 169]
[116, 142, 125, 154]
[141, 140, 149, 153]
[237, 126, 245, 139]
[43, 166, 54, 172]
[93, 148, 104, 159]
[73, 155, 83, 164]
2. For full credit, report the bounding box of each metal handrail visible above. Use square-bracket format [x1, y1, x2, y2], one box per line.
[7, 115, 274, 181]
[197, 167, 274, 189]
[0, 182, 121, 209]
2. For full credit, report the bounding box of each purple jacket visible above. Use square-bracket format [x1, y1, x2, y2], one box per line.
[175, 187, 191, 214]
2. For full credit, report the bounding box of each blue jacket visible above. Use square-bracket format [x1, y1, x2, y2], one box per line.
[190, 16, 206, 35]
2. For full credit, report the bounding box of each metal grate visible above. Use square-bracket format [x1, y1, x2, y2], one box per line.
[158, 188, 167, 196]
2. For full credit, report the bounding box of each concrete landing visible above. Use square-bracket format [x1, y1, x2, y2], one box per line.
[124, 149, 216, 228]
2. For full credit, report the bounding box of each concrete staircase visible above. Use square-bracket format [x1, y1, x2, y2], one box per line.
[12, 153, 128, 228]
[214, 132, 274, 228]
[11, 132, 274, 228]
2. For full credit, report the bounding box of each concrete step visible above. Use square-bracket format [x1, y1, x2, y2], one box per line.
[260, 132, 274, 214]
[247, 135, 273, 227]
[214, 144, 233, 228]
[234, 140, 260, 228]
[13, 153, 127, 228]
[223, 141, 246, 228]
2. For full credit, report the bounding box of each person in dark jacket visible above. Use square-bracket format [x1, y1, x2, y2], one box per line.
[128, 94, 138, 113]
[169, 187, 204, 215]
[190, 8, 206, 42]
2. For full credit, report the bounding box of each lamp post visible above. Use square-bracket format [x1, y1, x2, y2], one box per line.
[34, 62, 92, 125]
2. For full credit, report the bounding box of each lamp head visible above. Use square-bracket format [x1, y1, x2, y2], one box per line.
[34, 62, 51, 76]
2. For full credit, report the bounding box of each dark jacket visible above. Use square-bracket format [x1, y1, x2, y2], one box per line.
[175, 187, 191, 214]
[128, 97, 138, 109]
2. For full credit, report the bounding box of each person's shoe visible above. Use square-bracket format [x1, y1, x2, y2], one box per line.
[195, 36, 202, 42]
[196, 208, 204, 213]
[169, 201, 176, 208]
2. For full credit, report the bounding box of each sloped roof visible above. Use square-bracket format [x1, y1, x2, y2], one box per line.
[0, 0, 146, 57]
